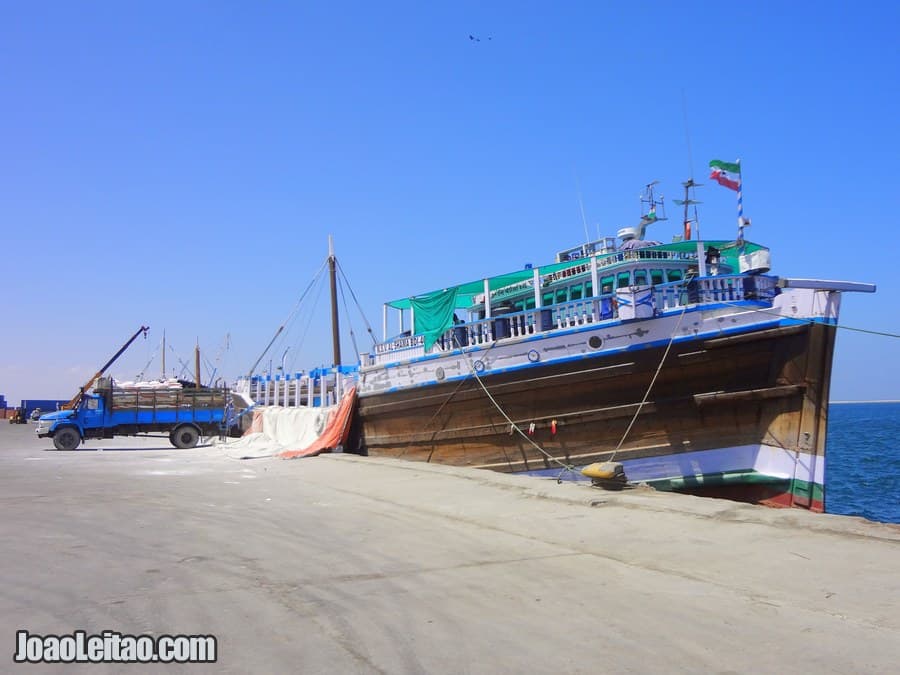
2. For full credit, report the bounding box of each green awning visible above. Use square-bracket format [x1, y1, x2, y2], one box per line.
[386, 239, 767, 313]
[386, 268, 536, 310]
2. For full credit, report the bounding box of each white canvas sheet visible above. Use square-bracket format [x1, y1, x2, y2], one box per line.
[219, 405, 335, 458]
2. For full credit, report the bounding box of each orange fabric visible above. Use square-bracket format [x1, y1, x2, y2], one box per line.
[243, 409, 264, 436]
[279, 387, 357, 459]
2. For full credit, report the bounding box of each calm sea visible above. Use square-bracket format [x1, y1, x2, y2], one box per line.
[826, 402, 900, 523]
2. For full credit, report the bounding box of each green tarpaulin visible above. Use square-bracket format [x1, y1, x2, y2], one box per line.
[387, 269, 535, 311]
[411, 287, 460, 351]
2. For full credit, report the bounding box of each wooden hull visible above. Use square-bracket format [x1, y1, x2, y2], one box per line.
[355, 320, 836, 512]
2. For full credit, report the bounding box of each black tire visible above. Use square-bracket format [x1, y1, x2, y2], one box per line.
[53, 427, 81, 451]
[170, 425, 200, 449]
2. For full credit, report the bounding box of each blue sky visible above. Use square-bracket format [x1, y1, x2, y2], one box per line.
[1, 1, 898, 404]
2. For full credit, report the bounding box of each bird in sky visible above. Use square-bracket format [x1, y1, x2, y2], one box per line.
[468, 34, 492, 42]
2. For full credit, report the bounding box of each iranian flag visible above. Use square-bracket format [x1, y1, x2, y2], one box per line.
[709, 159, 741, 191]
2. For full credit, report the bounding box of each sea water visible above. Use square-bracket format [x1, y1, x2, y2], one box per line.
[826, 402, 900, 523]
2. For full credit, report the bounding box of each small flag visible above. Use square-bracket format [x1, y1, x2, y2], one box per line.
[709, 159, 741, 191]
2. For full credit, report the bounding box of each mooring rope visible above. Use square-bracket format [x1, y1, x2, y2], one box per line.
[718, 299, 900, 339]
[607, 295, 692, 465]
[452, 332, 579, 478]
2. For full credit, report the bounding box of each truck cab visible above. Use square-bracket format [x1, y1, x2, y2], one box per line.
[77, 394, 105, 430]
[34, 407, 82, 449]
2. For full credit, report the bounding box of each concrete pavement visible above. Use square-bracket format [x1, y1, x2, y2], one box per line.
[1, 423, 898, 673]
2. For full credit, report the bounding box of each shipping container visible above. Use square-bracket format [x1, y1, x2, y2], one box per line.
[20, 399, 69, 420]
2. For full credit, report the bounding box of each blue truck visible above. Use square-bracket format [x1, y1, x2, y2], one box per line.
[36, 377, 229, 450]
[34, 325, 231, 450]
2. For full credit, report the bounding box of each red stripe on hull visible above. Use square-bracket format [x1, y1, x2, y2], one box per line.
[678, 483, 824, 513]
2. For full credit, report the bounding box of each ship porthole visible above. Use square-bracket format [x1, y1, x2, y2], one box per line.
[473, 359, 485, 373]
[527, 349, 540, 362]
[435, 366, 445, 381]
[589, 336, 603, 349]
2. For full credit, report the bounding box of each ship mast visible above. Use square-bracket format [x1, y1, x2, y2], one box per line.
[674, 178, 702, 241]
[638, 181, 667, 240]
[328, 234, 342, 367]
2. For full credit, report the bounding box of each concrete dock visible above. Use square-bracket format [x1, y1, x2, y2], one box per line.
[1, 423, 898, 673]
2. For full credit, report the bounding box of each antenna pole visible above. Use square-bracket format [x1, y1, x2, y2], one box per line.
[574, 169, 590, 244]
[681, 89, 695, 182]
[675, 178, 702, 242]
[329, 235, 342, 367]
[736, 159, 745, 244]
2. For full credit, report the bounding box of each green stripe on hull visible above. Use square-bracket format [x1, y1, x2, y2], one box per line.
[789, 477, 825, 504]
[649, 470, 785, 491]
[648, 470, 824, 503]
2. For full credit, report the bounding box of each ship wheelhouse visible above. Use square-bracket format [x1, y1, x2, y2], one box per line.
[366, 238, 773, 367]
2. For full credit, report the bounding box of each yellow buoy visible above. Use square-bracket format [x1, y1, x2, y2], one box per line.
[581, 461, 626, 481]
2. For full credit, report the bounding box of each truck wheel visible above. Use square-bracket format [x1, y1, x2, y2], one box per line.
[53, 427, 81, 451]
[171, 425, 200, 449]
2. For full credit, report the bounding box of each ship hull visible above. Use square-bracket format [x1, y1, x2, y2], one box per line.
[356, 317, 836, 512]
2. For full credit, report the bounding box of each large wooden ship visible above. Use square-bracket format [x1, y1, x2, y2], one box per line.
[353, 181, 875, 511]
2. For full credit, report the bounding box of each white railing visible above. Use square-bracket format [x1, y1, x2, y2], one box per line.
[240, 369, 357, 408]
[542, 247, 700, 285]
[365, 274, 779, 365]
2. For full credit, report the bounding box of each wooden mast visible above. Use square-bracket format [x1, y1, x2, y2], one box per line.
[194, 341, 201, 388]
[328, 235, 342, 367]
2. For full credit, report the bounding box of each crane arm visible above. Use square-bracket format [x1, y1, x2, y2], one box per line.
[62, 325, 150, 410]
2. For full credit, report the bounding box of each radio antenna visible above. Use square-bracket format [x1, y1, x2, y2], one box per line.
[573, 168, 591, 244]
[681, 88, 696, 181]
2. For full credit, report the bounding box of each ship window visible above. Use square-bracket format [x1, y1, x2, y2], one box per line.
[571, 284, 583, 300]
[617, 271, 631, 288]
[634, 269, 648, 286]
[543, 291, 554, 306]
[525, 297, 536, 310]
[585, 281, 593, 297]
[600, 275, 614, 295]
[650, 269, 664, 285]
[514, 301, 525, 312]
[556, 288, 569, 304]
[667, 269, 683, 282]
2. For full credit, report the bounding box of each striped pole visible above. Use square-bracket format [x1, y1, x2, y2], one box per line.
[736, 159, 744, 245]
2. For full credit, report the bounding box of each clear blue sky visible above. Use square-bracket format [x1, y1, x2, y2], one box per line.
[1, 1, 898, 404]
